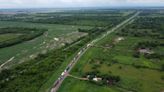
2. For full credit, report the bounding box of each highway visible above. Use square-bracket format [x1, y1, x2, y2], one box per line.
[50, 11, 140, 92]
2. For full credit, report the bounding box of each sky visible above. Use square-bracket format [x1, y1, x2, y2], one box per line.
[0, 0, 164, 8]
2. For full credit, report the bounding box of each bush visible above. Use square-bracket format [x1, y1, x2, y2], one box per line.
[118, 66, 122, 69]
[145, 53, 163, 60]
[133, 51, 140, 58]
[161, 75, 164, 80]
[161, 64, 164, 71]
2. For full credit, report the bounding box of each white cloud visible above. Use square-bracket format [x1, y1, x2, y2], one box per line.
[127, 0, 164, 3]
[0, 0, 163, 8]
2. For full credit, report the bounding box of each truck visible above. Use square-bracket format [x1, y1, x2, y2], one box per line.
[61, 72, 65, 76]
[66, 66, 70, 71]
[78, 51, 82, 55]
[87, 44, 91, 47]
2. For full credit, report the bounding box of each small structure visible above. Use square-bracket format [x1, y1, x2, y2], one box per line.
[93, 77, 102, 82]
[54, 37, 59, 41]
[113, 37, 124, 44]
[138, 48, 154, 54]
[117, 37, 124, 41]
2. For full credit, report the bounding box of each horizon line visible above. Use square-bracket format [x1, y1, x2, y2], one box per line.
[0, 6, 164, 10]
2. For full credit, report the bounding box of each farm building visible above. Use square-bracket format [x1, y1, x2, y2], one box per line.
[138, 48, 154, 54]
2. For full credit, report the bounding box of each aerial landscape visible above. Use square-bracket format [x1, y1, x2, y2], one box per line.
[0, 0, 163, 92]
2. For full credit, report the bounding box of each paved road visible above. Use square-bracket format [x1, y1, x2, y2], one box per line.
[50, 12, 140, 92]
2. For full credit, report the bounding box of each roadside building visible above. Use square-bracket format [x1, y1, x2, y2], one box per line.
[138, 48, 154, 54]
[93, 77, 102, 82]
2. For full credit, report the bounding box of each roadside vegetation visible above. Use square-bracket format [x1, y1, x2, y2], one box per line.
[0, 27, 111, 92]
[0, 9, 133, 92]
[0, 9, 132, 67]
[58, 10, 164, 92]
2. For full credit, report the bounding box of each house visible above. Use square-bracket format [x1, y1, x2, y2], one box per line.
[54, 37, 59, 41]
[117, 37, 124, 41]
[93, 77, 102, 82]
[138, 48, 154, 54]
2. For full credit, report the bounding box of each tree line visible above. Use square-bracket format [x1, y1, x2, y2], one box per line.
[0, 27, 47, 48]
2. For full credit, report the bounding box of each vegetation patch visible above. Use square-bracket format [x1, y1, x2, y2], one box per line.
[58, 10, 164, 92]
[83, 72, 120, 86]
[0, 27, 47, 48]
[0, 27, 109, 92]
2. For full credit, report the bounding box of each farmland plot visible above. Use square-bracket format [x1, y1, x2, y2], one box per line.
[0, 21, 91, 69]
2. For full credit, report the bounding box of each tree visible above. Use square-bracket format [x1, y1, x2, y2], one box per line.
[133, 51, 140, 58]
[161, 64, 164, 71]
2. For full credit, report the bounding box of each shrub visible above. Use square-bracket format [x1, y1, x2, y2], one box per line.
[161, 64, 164, 71]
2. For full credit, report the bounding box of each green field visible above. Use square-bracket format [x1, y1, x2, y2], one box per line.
[0, 10, 132, 68]
[58, 77, 120, 92]
[58, 11, 164, 92]
[0, 10, 134, 27]
[59, 36, 164, 92]
[0, 9, 134, 92]
[0, 24, 112, 92]
[1, 9, 163, 92]
[0, 33, 22, 42]
[0, 21, 91, 68]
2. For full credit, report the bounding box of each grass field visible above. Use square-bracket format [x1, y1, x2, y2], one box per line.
[58, 77, 120, 92]
[58, 11, 164, 92]
[0, 10, 133, 68]
[58, 33, 164, 92]
[2, 9, 163, 92]
[0, 21, 91, 68]
[0, 10, 135, 27]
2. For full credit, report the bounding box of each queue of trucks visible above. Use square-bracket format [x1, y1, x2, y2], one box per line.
[52, 43, 92, 89]
[52, 34, 110, 89]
